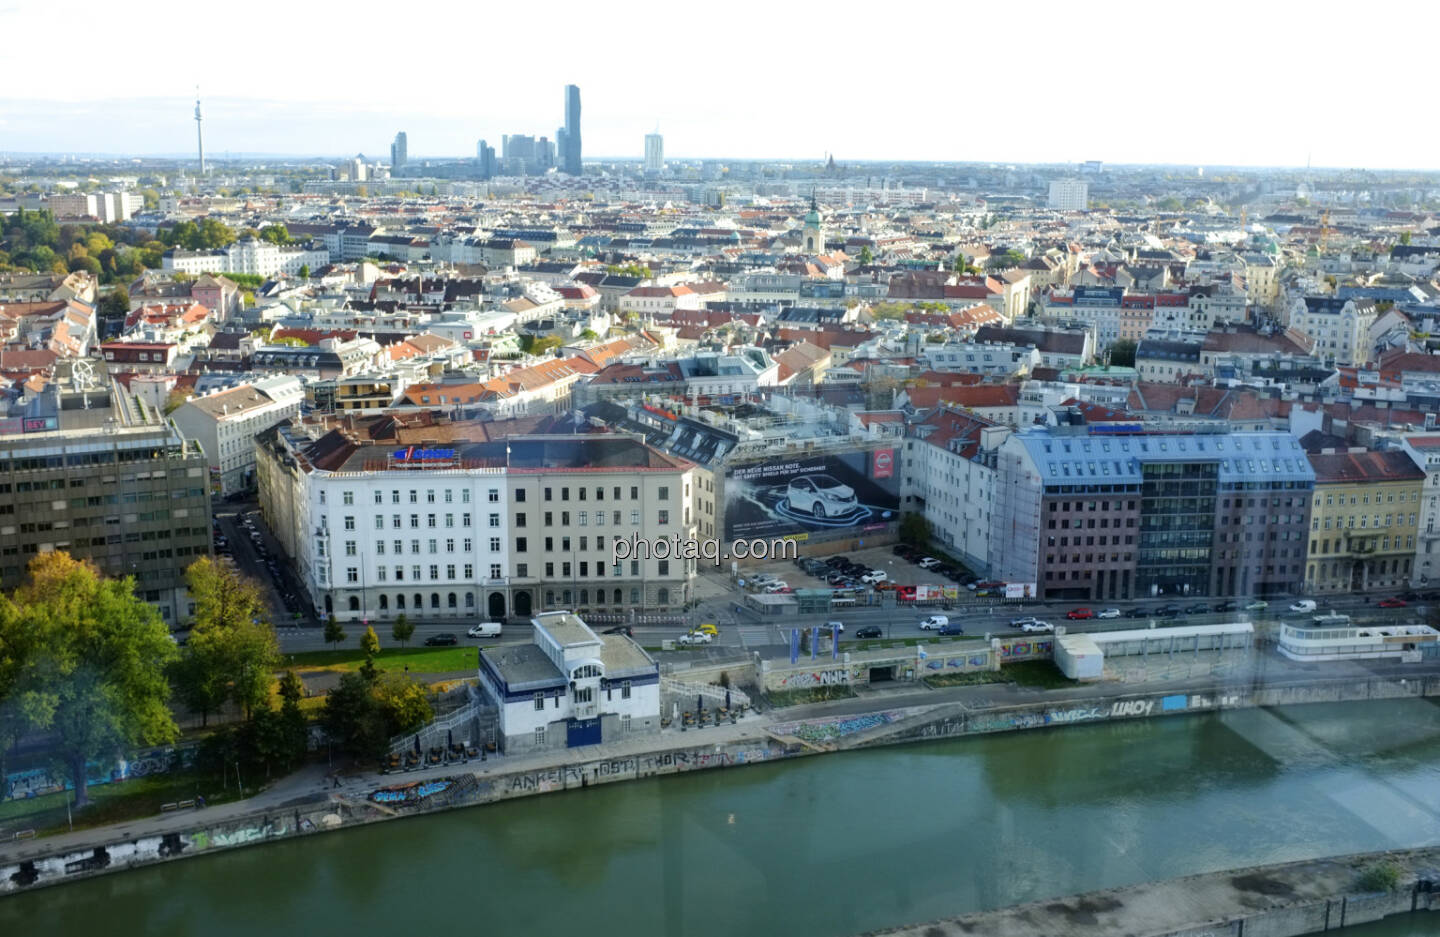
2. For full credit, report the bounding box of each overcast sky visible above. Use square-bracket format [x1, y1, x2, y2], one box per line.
[3, 0, 1437, 170]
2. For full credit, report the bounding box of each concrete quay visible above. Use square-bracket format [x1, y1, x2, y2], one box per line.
[862, 847, 1440, 937]
[4, 669, 1440, 899]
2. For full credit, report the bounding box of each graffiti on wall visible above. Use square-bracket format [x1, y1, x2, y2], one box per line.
[3, 745, 199, 803]
[777, 667, 851, 688]
[370, 779, 454, 806]
[770, 711, 901, 744]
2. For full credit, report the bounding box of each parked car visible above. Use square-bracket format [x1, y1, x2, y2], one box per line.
[855, 626, 883, 639]
[938, 623, 966, 636]
[918, 615, 949, 630]
[424, 633, 458, 646]
[1378, 597, 1408, 608]
[1289, 599, 1317, 613]
[602, 625, 634, 637]
[1185, 603, 1210, 615]
[763, 581, 790, 593]
[787, 474, 858, 519]
[1156, 603, 1182, 616]
[677, 630, 713, 646]
[466, 622, 503, 638]
[1066, 608, 1094, 620]
[1129, 607, 1151, 618]
[750, 573, 777, 585]
[1098, 608, 1121, 619]
[860, 570, 889, 584]
[918, 557, 941, 570]
[1244, 600, 1268, 611]
[1214, 601, 1237, 613]
[1020, 621, 1054, 633]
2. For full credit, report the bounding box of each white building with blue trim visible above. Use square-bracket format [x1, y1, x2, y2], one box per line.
[477, 612, 660, 754]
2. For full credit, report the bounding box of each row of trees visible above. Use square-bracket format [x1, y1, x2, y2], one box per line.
[0, 209, 163, 282]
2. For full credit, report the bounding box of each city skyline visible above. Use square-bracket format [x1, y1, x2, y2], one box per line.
[4, 0, 1440, 170]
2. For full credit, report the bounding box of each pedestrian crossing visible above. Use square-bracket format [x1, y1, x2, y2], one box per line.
[738, 625, 775, 647]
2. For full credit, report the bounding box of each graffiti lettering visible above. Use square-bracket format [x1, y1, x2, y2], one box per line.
[1046, 707, 1103, 724]
[778, 668, 850, 688]
[1110, 700, 1155, 717]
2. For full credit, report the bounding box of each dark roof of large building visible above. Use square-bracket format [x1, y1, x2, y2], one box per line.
[1306, 449, 1423, 483]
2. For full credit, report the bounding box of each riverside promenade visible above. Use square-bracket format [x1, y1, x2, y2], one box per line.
[5, 659, 1440, 899]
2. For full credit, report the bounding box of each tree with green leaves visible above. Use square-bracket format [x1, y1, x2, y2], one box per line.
[857, 246, 874, 265]
[1107, 339, 1138, 368]
[99, 286, 130, 321]
[297, 264, 310, 279]
[259, 224, 291, 245]
[374, 673, 432, 736]
[391, 613, 414, 648]
[176, 557, 280, 722]
[324, 615, 346, 649]
[899, 512, 930, 546]
[0, 552, 178, 806]
[320, 671, 389, 760]
[360, 625, 381, 658]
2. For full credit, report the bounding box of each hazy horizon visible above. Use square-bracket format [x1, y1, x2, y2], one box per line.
[4, 0, 1439, 172]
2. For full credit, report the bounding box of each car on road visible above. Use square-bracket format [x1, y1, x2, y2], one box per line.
[1155, 603, 1182, 616]
[787, 474, 858, 519]
[1378, 597, 1408, 608]
[695, 623, 720, 636]
[1066, 608, 1094, 620]
[424, 633, 458, 646]
[1289, 600, 1317, 613]
[1185, 603, 1210, 615]
[825, 620, 845, 632]
[1214, 601, 1237, 613]
[938, 623, 965, 636]
[918, 615, 949, 630]
[1020, 621, 1054, 633]
[602, 625, 634, 637]
[855, 626, 883, 639]
[1244, 600, 1269, 611]
[860, 570, 889, 585]
[1010, 616, 1041, 628]
[677, 630, 713, 646]
[466, 622, 503, 638]
[1129, 607, 1151, 618]
[1097, 608, 1122, 619]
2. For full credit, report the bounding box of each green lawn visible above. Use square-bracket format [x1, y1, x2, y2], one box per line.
[0, 772, 252, 838]
[284, 646, 478, 674]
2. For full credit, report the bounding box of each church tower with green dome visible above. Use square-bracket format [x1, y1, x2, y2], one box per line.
[802, 195, 825, 253]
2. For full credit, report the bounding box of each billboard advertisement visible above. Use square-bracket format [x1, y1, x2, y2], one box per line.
[724, 449, 900, 541]
[1004, 582, 1037, 599]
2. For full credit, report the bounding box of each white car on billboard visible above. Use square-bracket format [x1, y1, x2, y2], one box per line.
[787, 474, 857, 519]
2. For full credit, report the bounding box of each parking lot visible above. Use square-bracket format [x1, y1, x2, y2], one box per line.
[735, 543, 976, 596]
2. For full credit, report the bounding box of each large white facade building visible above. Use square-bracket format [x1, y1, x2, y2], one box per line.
[476, 611, 660, 754]
[170, 375, 303, 495]
[256, 425, 699, 622]
[902, 408, 1008, 575]
[1047, 179, 1089, 211]
[162, 238, 329, 278]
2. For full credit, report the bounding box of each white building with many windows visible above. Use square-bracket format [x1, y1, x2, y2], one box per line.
[477, 611, 660, 754]
[256, 421, 698, 621]
[170, 375, 303, 495]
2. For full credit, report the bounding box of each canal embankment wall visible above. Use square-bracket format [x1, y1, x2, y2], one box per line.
[862, 845, 1440, 937]
[4, 672, 1439, 899]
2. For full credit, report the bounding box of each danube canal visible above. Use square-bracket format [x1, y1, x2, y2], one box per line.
[9, 698, 1440, 937]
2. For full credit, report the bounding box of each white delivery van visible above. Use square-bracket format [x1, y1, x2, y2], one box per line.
[467, 621, 503, 638]
[919, 615, 949, 630]
[1288, 600, 1317, 613]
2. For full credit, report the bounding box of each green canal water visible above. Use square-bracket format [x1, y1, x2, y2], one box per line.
[7, 699, 1440, 937]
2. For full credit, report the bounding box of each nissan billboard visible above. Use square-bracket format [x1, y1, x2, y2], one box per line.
[723, 448, 900, 541]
